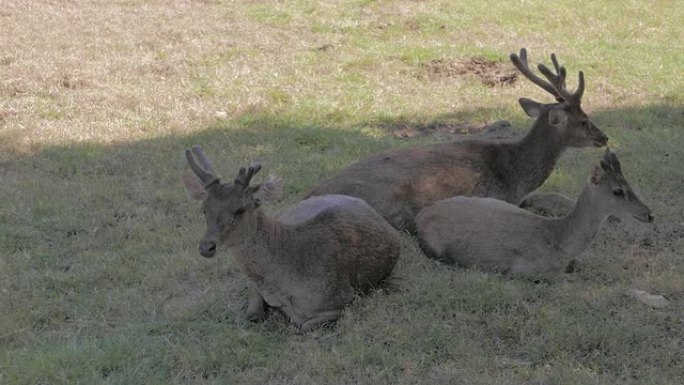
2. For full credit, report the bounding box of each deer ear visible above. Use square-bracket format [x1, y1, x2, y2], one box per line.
[590, 166, 604, 185]
[548, 108, 568, 127]
[519, 98, 543, 117]
[249, 175, 284, 203]
[182, 173, 207, 200]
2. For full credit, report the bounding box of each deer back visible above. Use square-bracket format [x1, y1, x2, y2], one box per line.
[308, 48, 608, 232]
[275, 194, 402, 290]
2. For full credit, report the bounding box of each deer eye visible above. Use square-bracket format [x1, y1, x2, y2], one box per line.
[234, 208, 246, 216]
[581, 121, 590, 128]
[613, 188, 625, 197]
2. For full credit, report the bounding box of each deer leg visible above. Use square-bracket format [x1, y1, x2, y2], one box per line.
[519, 192, 576, 217]
[245, 283, 266, 322]
[299, 309, 343, 332]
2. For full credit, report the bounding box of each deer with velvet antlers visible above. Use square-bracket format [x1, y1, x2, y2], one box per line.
[307, 48, 608, 232]
[182, 146, 401, 331]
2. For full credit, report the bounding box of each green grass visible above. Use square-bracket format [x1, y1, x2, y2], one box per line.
[1, 1, 683, 384]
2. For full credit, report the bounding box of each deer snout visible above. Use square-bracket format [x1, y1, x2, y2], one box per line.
[592, 127, 608, 147]
[633, 212, 654, 223]
[199, 240, 217, 258]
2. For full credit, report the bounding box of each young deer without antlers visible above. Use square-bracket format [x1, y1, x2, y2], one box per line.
[182, 146, 401, 331]
[415, 150, 653, 278]
[308, 48, 608, 232]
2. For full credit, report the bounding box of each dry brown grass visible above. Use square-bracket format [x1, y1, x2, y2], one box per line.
[0, 0, 595, 155]
[2, 1, 253, 152]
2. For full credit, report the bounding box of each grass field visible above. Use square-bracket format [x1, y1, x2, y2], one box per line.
[1, 1, 683, 384]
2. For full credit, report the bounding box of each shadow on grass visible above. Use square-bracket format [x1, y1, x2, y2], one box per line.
[5, 101, 682, 200]
[2, 102, 682, 252]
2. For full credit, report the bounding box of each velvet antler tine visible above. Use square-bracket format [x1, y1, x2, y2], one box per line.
[538, 62, 573, 103]
[235, 165, 262, 187]
[242, 164, 263, 186]
[551, 53, 561, 74]
[519, 48, 528, 65]
[510, 48, 562, 99]
[185, 148, 219, 186]
[601, 149, 622, 174]
[574, 71, 585, 102]
[191, 145, 217, 176]
[512, 48, 585, 105]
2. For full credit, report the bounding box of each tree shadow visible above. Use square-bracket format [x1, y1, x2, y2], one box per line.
[2, 102, 682, 231]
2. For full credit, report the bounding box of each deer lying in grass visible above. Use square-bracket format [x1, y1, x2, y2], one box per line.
[308, 48, 608, 232]
[182, 146, 401, 331]
[415, 150, 653, 278]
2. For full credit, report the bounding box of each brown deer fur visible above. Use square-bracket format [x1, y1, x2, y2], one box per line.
[183, 146, 401, 331]
[308, 48, 608, 232]
[415, 150, 653, 278]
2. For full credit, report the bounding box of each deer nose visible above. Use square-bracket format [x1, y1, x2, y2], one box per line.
[599, 132, 608, 144]
[593, 130, 608, 147]
[199, 241, 217, 258]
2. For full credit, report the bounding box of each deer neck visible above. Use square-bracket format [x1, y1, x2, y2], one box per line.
[229, 210, 285, 282]
[507, 119, 566, 199]
[555, 185, 607, 258]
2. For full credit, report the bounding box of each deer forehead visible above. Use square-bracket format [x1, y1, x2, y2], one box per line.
[599, 171, 629, 187]
[555, 103, 586, 119]
[204, 185, 248, 207]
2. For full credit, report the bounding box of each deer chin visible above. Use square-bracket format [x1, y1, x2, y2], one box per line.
[592, 138, 608, 147]
[632, 213, 654, 223]
[572, 135, 607, 148]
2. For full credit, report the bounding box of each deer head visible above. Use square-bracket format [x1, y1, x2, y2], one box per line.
[511, 48, 608, 148]
[590, 149, 653, 223]
[182, 145, 283, 257]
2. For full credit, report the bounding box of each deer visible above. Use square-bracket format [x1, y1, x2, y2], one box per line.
[307, 48, 608, 233]
[415, 150, 653, 278]
[182, 145, 401, 331]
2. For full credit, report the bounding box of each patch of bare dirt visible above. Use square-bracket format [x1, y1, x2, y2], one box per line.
[0, 108, 19, 121]
[0, 80, 28, 97]
[422, 57, 518, 87]
[137, 60, 180, 79]
[59, 74, 94, 89]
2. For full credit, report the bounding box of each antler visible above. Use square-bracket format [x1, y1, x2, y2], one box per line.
[600, 148, 622, 174]
[510, 48, 584, 105]
[185, 145, 220, 187]
[234, 164, 262, 188]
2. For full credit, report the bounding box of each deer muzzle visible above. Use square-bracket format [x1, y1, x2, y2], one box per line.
[591, 124, 609, 147]
[199, 240, 217, 258]
[633, 213, 655, 223]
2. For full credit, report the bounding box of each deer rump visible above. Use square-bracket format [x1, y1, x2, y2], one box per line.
[242, 195, 402, 328]
[274, 194, 401, 292]
[416, 196, 562, 275]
